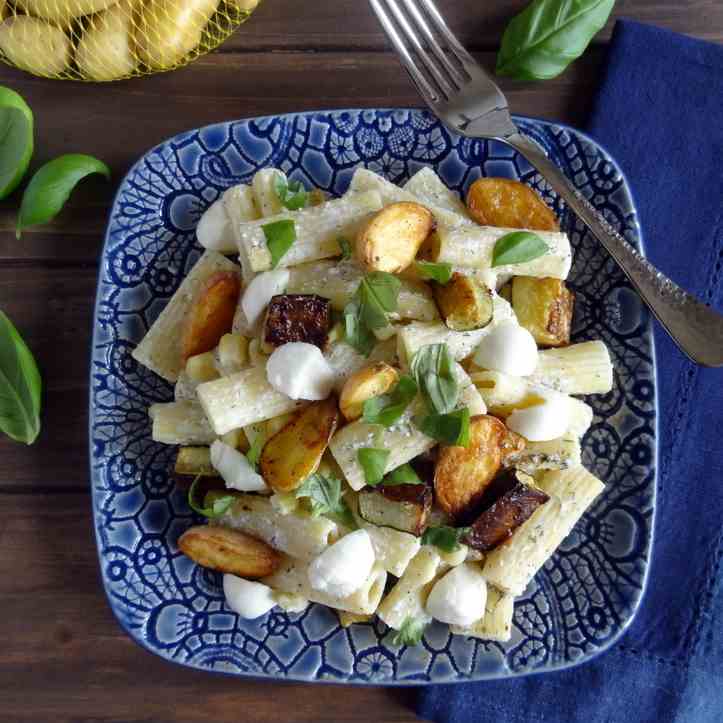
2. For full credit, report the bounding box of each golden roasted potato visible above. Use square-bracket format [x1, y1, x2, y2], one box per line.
[263, 294, 331, 351]
[433, 273, 494, 331]
[358, 483, 432, 535]
[0, 17, 70, 77]
[434, 415, 525, 521]
[466, 178, 559, 231]
[181, 271, 241, 362]
[178, 525, 281, 577]
[511, 276, 574, 347]
[464, 471, 549, 551]
[260, 397, 339, 492]
[339, 362, 399, 421]
[356, 202, 433, 273]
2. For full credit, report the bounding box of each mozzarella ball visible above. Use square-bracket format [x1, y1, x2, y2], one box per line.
[425, 563, 487, 627]
[308, 529, 376, 597]
[196, 198, 233, 251]
[266, 342, 335, 400]
[241, 269, 290, 329]
[507, 395, 570, 441]
[210, 439, 268, 492]
[473, 322, 539, 376]
[223, 574, 276, 619]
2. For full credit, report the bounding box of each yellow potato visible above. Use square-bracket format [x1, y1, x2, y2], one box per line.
[76, 0, 137, 81]
[339, 362, 399, 421]
[0, 16, 70, 77]
[16, 0, 118, 23]
[230, 0, 259, 11]
[356, 202, 433, 273]
[136, 0, 220, 70]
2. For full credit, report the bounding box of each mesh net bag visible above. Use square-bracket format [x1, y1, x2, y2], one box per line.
[0, 0, 259, 81]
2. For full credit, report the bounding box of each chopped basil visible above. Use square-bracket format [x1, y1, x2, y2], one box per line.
[357, 447, 390, 486]
[188, 476, 236, 519]
[263, 219, 296, 268]
[273, 174, 308, 211]
[295, 473, 357, 529]
[392, 616, 427, 646]
[410, 343, 458, 414]
[416, 407, 471, 446]
[415, 260, 453, 285]
[343, 296, 376, 356]
[421, 525, 471, 553]
[245, 432, 265, 469]
[339, 237, 353, 259]
[383, 463, 422, 486]
[362, 374, 418, 428]
[491, 231, 549, 267]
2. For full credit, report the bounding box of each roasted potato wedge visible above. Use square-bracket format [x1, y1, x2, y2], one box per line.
[339, 362, 399, 421]
[263, 294, 331, 351]
[356, 202, 433, 273]
[464, 471, 549, 551]
[178, 525, 281, 577]
[466, 178, 559, 231]
[433, 273, 494, 331]
[434, 415, 525, 521]
[511, 276, 574, 347]
[358, 483, 432, 535]
[260, 397, 339, 492]
[181, 271, 241, 362]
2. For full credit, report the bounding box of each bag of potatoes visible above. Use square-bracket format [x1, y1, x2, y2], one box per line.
[0, 0, 259, 81]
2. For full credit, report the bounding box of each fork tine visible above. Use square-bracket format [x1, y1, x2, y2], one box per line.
[417, 0, 479, 71]
[369, 0, 441, 104]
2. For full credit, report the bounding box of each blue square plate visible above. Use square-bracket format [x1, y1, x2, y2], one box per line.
[89, 109, 656, 684]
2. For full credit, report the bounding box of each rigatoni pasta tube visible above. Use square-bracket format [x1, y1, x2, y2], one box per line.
[528, 341, 613, 395]
[149, 400, 215, 445]
[450, 586, 515, 642]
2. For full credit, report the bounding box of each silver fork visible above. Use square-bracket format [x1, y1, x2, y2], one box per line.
[369, 0, 723, 367]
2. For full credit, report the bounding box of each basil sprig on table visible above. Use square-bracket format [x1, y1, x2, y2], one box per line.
[417, 407, 471, 446]
[295, 473, 357, 529]
[17, 154, 111, 238]
[414, 260, 453, 285]
[343, 271, 401, 355]
[188, 477, 236, 519]
[357, 447, 391, 486]
[0, 310, 42, 445]
[274, 174, 308, 211]
[362, 374, 418, 428]
[496, 0, 615, 80]
[491, 230, 549, 267]
[421, 525, 471, 553]
[392, 616, 427, 647]
[0, 87, 33, 200]
[410, 343, 458, 414]
[263, 219, 296, 268]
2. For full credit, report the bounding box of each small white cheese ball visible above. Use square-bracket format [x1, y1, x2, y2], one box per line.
[308, 529, 376, 597]
[210, 440, 268, 492]
[196, 198, 233, 251]
[507, 395, 570, 441]
[223, 574, 277, 619]
[266, 342, 336, 400]
[425, 563, 487, 627]
[241, 269, 290, 329]
[473, 321, 539, 377]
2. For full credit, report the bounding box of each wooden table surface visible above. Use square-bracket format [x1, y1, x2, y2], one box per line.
[0, 2, 720, 721]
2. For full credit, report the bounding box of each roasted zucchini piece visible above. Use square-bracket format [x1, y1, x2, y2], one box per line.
[511, 276, 574, 347]
[464, 470, 549, 552]
[263, 294, 331, 351]
[433, 272, 494, 331]
[358, 483, 432, 535]
[434, 415, 525, 522]
[259, 397, 339, 492]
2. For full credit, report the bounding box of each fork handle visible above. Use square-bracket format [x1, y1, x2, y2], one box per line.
[506, 132, 723, 367]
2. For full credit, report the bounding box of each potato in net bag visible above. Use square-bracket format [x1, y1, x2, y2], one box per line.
[0, 0, 259, 81]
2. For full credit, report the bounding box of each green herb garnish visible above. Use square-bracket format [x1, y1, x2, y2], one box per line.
[0, 86, 33, 200]
[491, 231, 549, 267]
[339, 237, 353, 259]
[362, 374, 418, 428]
[295, 473, 357, 529]
[392, 616, 427, 646]
[357, 447, 390, 486]
[414, 260, 453, 285]
[410, 343, 458, 414]
[188, 476, 236, 519]
[246, 431, 265, 469]
[421, 525, 471, 553]
[416, 407, 471, 446]
[274, 174, 308, 211]
[383, 463, 422, 486]
[262, 219, 296, 269]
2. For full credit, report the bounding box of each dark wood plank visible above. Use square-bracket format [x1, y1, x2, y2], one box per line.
[0, 493, 419, 723]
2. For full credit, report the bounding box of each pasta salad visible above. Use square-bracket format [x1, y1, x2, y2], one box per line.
[133, 166, 612, 646]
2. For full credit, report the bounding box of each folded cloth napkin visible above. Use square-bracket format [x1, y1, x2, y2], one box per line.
[417, 19, 723, 723]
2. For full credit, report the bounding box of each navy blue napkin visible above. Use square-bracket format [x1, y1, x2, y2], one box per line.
[418, 20, 723, 723]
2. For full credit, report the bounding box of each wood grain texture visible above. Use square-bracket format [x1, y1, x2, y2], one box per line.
[0, 0, 719, 719]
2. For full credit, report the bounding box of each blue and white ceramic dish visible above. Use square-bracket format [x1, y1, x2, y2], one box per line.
[89, 109, 657, 684]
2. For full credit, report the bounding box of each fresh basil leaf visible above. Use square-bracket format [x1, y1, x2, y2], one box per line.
[496, 0, 615, 80]
[274, 174, 308, 211]
[188, 477, 235, 519]
[383, 463, 422, 486]
[362, 374, 418, 428]
[392, 616, 427, 646]
[491, 231, 549, 267]
[339, 237, 352, 259]
[16, 154, 110, 238]
[0, 309, 41, 444]
[343, 297, 376, 356]
[415, 260, 453, 285]
[246, 431, 265, 470]
[357, 447, 390, 486]
[0, 87, 33, 200]
[295, 473, 358, 529]
[421, 525, 472, 553]
[410, 343, 458, 414]
[262, 219, 296, 269]
[416, 407, 471, 446]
